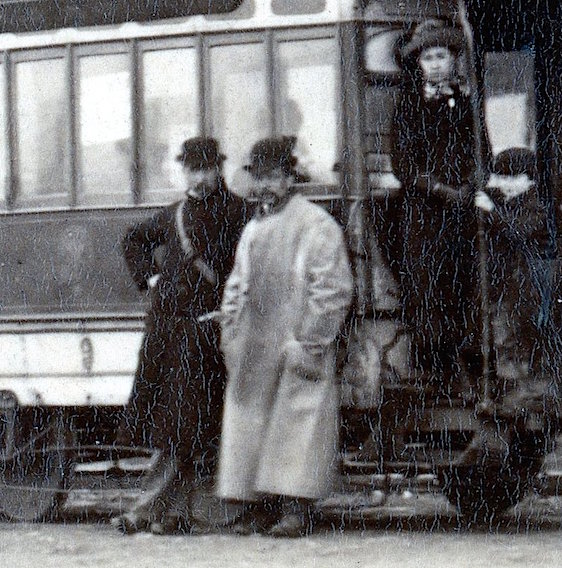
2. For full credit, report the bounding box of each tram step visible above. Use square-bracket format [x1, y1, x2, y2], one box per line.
[344, 472, 440, 494]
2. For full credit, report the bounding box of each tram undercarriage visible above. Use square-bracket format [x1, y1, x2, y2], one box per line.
[1, 362, 560, 526]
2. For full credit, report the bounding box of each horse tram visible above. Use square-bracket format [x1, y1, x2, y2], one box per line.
[0, 0, 560, 524]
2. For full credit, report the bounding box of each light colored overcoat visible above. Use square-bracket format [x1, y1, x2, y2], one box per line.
[217, 194, 353, 501]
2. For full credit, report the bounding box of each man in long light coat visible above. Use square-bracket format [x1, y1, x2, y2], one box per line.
[217, 137, 353, 537]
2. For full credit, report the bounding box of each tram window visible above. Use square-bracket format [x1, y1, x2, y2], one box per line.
[209, 41, 270, 195]
[364, 29, 402, 74]
[205, 0, 255, 20]
[0, 63, 6, 208]
[277, 38, 338, 185]
[271, 0, 326, 15]
[141, 47, 199, 200]
[14, 58, 69, 204]
[484, 52, 535, 154]
[77, 53, 132, 205]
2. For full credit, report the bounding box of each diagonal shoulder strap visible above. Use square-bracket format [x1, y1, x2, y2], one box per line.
[175, 202, 195, 258]
[175, 202, 217, 286]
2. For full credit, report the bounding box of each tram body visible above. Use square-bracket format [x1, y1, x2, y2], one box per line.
[0, 0, 558, 521]
[0, 0, 359, 410]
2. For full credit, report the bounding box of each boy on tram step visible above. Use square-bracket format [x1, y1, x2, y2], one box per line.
[474, 147, 554, 412]
[390, 19, 485, 391]
[112, 137, 250, 535]
[456, 148, 559, 469]
[217, 137, 353, 537]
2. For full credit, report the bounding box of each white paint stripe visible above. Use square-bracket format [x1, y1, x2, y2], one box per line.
[0, 375, 134, 406]
[0, 331, 143, 375]
[0, 0, 354, 50]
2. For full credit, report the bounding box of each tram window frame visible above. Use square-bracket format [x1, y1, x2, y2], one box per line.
[0, 59, 7, 210]
[9, 47, 71, 210]
[1, 24, 342, 212]
[272, 27, 340, 190]
[483, 51, 535, 155]
[363, 26, 403, 78]
[202, 27, 340, 197]
[204, 32, 271, 196]
[361, 26, 403, 194]
[74, 42, 135, 207]
[271, 0, 327, 15]
[137, 36, 201, 205]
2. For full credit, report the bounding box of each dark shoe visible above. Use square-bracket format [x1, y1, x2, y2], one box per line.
[149, 521, 168, 536]
[229, 511, 275, 536]
[149, 512, 190, 536]
[267, 513, 308, 538]
[229, 518, 256, 536]
[149, 520, 181, 536]
[186, 523, 214, 536]
[110, 513, 148, 535]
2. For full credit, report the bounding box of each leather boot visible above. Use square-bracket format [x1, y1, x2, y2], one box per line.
[267, 498, 312, 538]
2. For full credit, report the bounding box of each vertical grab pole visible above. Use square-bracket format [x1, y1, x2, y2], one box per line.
[457, 0, 495, 413]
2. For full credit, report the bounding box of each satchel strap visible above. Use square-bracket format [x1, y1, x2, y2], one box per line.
[175, 202, 217, 286]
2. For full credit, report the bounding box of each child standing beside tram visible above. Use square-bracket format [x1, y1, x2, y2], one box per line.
[475, 148, 553, 410]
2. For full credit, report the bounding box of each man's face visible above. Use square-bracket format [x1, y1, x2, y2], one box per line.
[418, 46, 455, 84]
[487, 173, 534, 201]
[183, 166, 219, 199]
[253, 168, 290, 201]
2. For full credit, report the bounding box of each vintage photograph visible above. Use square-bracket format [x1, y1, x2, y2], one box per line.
[0, 1, 561, 566]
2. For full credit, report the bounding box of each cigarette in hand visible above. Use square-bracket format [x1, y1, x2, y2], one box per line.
[197, 310, 226, 323]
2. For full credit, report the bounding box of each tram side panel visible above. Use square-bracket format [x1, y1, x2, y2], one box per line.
[0, 208, 158, 407]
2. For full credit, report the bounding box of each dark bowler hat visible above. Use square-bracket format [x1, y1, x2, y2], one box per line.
[244, 136, 299, 179]
[176, 137, 226, 169]
[400, 20, 464, 61]
[492, 147, 536, 179]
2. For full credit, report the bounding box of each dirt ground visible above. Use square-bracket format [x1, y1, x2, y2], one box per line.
[1, 512, 562, 568]
[1, 440, 561, 567]
[1, 493, 562, 568]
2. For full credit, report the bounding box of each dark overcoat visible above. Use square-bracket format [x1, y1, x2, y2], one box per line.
[485, 186, 550, 382]
[390, 83, 481, 374]
[121, 184, 248, 470]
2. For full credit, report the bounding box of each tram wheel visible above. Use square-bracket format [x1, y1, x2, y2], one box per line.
[0, 407, 71, 522]
[441, 433, 546, 526]
[442, 464, 522, 525]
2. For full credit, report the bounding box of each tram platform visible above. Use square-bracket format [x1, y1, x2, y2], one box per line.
[60, 441, 562, 523]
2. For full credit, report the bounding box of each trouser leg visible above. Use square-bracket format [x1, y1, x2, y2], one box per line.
[115, 321, 167, 448]
[118, 320, 225, 533]
[127, 452, 180, 525]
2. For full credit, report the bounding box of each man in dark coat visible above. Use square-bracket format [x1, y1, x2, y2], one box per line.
[112, 137, 249, 534]
[390, 20, 483, 389]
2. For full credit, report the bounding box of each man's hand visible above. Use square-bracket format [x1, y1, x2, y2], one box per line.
[147, 274, 161, 289]
[283, 339, 325, 382]
[474, 190, 495, 212]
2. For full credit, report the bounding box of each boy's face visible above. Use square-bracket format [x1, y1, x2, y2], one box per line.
[418, 46, 455, 84]
[487, 173, 534, 201]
